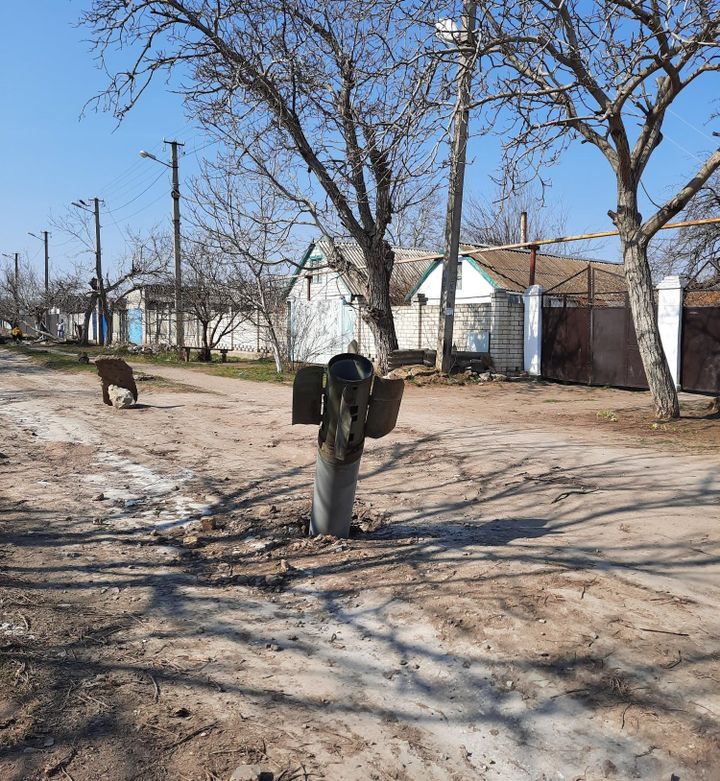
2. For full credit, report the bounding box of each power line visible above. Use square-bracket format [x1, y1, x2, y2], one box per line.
[100, 160, 170, 202]
[667, 107, 716, 143]
[106, 170, 166, 214]
[117, 190, 168, 222]
[96, 119, 195, 195]
[185, 138, 221, 156]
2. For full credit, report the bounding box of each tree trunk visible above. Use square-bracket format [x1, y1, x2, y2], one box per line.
[105, 305, 114, 345]
[362, 243, 398, 374]
[199, 321, 211, 361]
[80, 294, 97, 347]
[264, 316, 284, 373]
[622, 239, 680, 419]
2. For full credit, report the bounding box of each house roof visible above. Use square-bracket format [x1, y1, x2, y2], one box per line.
[462, 247, 626, 295]
[405, 245, 626, 300]
[290, 238, 437, 305]
[291, 237, 626, 303]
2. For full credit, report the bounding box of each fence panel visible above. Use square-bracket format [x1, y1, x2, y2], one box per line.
[681, 307, 720, 394]
[541, 307, 591, 383]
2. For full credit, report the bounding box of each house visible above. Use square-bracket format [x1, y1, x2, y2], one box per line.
[414, 246, 626, 303]
[286, 238, 435, 364]
[122, 284, 274, 353]
[286, 237, 625, 371]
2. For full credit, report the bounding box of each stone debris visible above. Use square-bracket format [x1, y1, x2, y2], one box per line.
[108, 385, 135, 409]
[386, 364, 437, 380]
[95, 357, 138, 407]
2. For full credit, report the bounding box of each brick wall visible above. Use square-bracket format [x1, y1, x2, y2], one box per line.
[355, 292, 524, 372]
[489, 290, 524, 373]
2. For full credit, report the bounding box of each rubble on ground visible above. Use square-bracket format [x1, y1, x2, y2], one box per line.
[95, 356, 138, 407]
[387, 363, 525, 385]
[107, 384, 135, 409]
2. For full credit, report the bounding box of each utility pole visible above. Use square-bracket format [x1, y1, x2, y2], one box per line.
[43, 231, 49, 300]
[29, 231, 51, 332]
[71, 198, 104, 345]
[94, 198, 105, 346]
[168, 140, 184, 349]
[435, 0, 478, 372]
[141, 141, 184, 348]
[14, 252, 19, 324]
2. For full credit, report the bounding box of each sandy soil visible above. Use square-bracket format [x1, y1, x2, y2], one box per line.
[1, 347, 719, 781]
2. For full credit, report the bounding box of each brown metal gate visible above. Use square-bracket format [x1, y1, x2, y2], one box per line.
[681, 305, 720, 394]
[591, 307, 648, 388]
[541, 306, 591, 383]
[542, 304, 648, 388]
[541, 264, 648, 389]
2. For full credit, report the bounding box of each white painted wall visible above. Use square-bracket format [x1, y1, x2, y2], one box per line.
[523, 285, 544, 376]
[415, 258, 496, 304]
[287, 254, 358, 362]
[657, 275, 686, 388]
[287, 259, 352, 303]
[289, 297, 356, 364]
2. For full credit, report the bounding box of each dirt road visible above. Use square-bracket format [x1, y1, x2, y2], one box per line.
[1, 348, 719, 780]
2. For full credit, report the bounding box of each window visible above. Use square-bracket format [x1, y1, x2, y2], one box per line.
[456, 260, 463, 291]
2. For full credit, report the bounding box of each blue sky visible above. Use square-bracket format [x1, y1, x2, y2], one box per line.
[1, 1, 717, 282]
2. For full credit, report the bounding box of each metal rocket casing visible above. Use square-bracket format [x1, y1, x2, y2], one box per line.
[292, 352, 405, 538]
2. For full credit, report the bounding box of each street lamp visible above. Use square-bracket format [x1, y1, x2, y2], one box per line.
[139, 150, 163, 163]
[139, 140, 184, 350]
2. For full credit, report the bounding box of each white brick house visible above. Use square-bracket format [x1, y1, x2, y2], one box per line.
[287, 237, 623, 373]
[285, 239, 524, 371]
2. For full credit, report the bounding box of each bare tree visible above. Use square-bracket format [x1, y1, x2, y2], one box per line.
[179, 239, 251, 360]
[386, 190, 444, 250]
[463, 187, 568, 250]
[0, 259, 94, 341]
[52, 204, 169, 345]
[652, 173, 720, 286]
[102, 231, 170, 345]
[82, 0, 446, 372]
[50, 204, 110, 345]
[0, 258, 25, 330]
[477, 0, 720, 418]
[189, 157, 299, 372]
[1, 257, 58, 336]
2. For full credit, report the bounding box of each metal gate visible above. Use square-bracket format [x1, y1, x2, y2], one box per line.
[681, 302, 720, 394]
[542, 306, 591, 383]
[541, 264, 648, 389]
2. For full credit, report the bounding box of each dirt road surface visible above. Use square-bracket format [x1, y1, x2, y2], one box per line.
[1, 348, 718, 780]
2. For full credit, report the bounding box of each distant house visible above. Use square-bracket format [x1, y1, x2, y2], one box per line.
[122, 284, 273, 352]
[286, 237, 624, 371]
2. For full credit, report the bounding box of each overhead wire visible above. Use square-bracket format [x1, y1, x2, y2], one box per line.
[96, 118, 193, 192]
[117, 190, 169, 222]
[106, 169, 167, 215]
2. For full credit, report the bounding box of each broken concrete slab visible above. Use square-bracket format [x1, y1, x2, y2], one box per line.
[95, 357, 138, 407]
